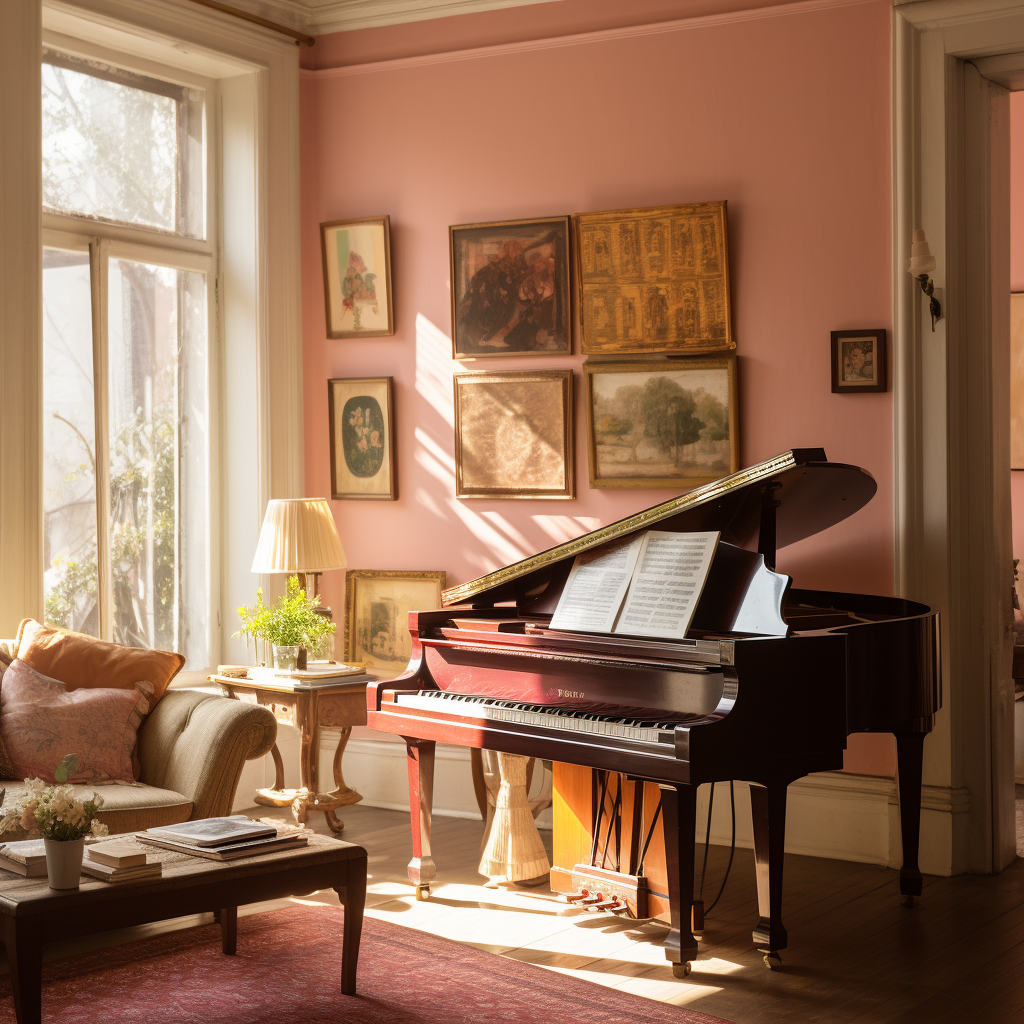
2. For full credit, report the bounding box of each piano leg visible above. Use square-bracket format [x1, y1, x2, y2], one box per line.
[749, 779, 788, 968]
[404, 738, 436, 900]
[658, 783, 699, 977]
[895, 730, 926, 903]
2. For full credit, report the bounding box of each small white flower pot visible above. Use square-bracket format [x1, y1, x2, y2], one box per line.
[44, 838, 85, 890]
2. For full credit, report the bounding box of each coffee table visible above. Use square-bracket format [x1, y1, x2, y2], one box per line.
[0, 834, 367, 1024]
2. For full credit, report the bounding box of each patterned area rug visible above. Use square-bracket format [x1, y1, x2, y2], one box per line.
[0, 906, 732, 1024]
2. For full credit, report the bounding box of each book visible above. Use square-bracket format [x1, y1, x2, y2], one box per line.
[549, 530, 721, 641]
[0, 854, 46, 878]
[87, 840, 148, 869]
[246, 666, 374, 688]
[144, 816, 277, 847]
[136, 833, 308, 861]
[0, 837, 108, 877]
[81, 859, 162, 883]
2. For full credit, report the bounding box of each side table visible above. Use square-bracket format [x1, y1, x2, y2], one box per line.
[210, 673, 369, 833]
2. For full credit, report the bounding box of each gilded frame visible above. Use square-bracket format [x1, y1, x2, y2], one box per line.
[453, 368, 575, 500]
[343, 569, 446, 676]
[328, 376, 397, 500]
[583, 355, 739, 490]
[320, 216, 394, 338]
[574, 201, 734, 356]
[449, 215, 572, 360]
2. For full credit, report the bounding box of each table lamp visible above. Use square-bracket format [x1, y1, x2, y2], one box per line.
[251, 498, 346, 614]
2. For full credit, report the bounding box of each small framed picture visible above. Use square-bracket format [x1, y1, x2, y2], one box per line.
[830, 329, 886, 393]
[450, 216, 572, 359]
[454, 369, 574, 499]
[583, 356, 738, 490]
[344, 570, 446, 677]
[328, 377, 396, 500]
[320, 216, 394, 337]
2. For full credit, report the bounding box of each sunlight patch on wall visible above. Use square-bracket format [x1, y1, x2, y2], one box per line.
[415, 312, 456, 428]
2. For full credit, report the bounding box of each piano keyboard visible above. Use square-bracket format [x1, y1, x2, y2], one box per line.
[392, 690, 678, 744]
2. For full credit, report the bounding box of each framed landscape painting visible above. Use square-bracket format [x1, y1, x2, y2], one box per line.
[450, 216, 572, 359]
[584, 356, 738, 489]
[575, 201, 734, 357]
[344, 570, 446, 677]
[321, 216, 394, 338]
[328, 377, 396, 500]
[453, 369, 574, 499]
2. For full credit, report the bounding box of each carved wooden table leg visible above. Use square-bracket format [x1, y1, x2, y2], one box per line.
[324, 726, 361, 833]
[294, 692, 317, 825]
[337, 852, 367, 996]
[220, 905, 237, 955]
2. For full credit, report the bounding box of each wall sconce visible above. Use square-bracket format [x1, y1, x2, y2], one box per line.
[908, 228, 942, 332]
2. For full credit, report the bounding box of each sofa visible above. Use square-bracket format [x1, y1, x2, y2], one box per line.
[0, 638, 277, 836]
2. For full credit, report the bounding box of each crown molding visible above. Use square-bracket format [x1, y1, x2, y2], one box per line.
[213, 0, 561, 34]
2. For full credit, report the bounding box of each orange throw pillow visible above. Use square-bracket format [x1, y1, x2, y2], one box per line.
[15, 619, 184, 702]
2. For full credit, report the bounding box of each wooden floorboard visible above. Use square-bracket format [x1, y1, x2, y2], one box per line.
[19, 799, 1024, 1024]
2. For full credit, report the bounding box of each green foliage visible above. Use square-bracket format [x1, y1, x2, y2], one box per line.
[53, 753, 79, 785]
[595, 414, 630, 437]
[640, 377, 705, 466]
[695, 392, 728, 442]
[235, 576, 336, 649]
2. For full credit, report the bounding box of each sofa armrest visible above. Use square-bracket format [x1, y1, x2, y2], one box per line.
[137, 690, 277, 821]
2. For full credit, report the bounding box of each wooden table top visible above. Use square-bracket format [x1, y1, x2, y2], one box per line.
[0, 833, 365, 916]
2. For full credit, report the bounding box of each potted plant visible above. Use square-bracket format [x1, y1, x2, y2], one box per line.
[0, 754, 109, 889]
[235, 575, 336, 670]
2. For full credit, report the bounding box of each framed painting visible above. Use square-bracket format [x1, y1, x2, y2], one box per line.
[454, 369, 574, 499]
[830, 329, 887, 394]
[328, 377, 396, 500]
[583, 356, 738, 490]
[343, 570, 446, 677]
[575, 201, 734, 356]
[449, 216, 572, 359]
[1013, 295, 1024, 468]
[320, 216, 394, 338]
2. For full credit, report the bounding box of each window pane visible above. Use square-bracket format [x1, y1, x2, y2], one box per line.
[43, 248, 99, 636]
[42, 54, 205, 238]
[108, 259, 208, 666]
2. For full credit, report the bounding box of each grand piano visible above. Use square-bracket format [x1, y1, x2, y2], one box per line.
[366, 448, 940, 975]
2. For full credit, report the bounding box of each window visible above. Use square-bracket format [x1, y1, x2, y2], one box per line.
[41, 49, 213, 668]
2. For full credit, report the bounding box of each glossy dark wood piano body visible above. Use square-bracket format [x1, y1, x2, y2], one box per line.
[365, 450, 941, 973]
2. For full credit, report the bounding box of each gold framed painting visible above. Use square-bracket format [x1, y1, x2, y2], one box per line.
[343, 570, 446, 677]
[320, 216, 394, 338]
[328, 377, 396, 500]
[575, 201, 734, 356]
[1011, 294, 1024, 468]
[583, 355, 739, 490]
[453, 369, 574, 499]
[449, 216, 572, 359]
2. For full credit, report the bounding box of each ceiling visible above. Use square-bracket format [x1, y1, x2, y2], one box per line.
[227, 0, 560, 34]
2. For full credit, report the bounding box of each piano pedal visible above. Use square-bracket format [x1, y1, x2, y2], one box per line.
[415, 883, 430, 901]
[759, 949, 783, 971]
[568, 864, 648, 919]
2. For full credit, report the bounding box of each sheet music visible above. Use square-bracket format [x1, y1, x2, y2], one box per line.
[549, 536, 644, 633]
[614, 531, 720, 639]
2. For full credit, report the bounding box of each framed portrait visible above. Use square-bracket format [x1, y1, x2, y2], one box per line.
[328, 377, 396, 500]
[575, 201, 734, 357]
[454, 369, 574, 499]
[320, 216, 394, 338]
[583, 356, 739, 490]
[344, 570, 446, 677]
[449, 216, 572, 359]
[830, 329, 887, 394]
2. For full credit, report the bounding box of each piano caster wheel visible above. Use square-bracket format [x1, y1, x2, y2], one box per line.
[415, 884, 430, 901]
[901, 894, 916, 908]
[672, 962, 691, 978]
[762, 951, 783, 971]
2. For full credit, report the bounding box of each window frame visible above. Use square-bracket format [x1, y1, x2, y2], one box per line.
[41, 40, 220, 664]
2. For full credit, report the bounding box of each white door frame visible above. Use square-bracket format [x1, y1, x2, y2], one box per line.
[893, 0, 1021, 875]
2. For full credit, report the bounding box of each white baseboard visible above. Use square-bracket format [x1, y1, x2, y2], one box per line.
[236, 727, 962, 877]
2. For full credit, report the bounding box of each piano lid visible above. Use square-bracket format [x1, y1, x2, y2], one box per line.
[442, 448, 876, 607]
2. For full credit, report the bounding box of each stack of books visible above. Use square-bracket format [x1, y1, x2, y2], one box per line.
[247, 664, 375, 688]
[82, 840, 162, 884]
[0, 840, 53, 877]
[136, 816, 308, 861]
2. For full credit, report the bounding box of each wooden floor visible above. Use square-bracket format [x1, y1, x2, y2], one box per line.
[25, 801, 1024, 1023]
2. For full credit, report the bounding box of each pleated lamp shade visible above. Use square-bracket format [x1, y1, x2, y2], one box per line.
[251, 498, 346, 574]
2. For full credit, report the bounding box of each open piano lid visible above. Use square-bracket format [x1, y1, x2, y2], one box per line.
[442, 448, 876, 608]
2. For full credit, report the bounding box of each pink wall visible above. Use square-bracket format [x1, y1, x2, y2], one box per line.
[300, 0, 895, 773]
[1011, 94, 1024, 579]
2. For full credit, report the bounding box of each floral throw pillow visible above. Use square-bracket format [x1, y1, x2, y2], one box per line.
[0, 660, 154, 784]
